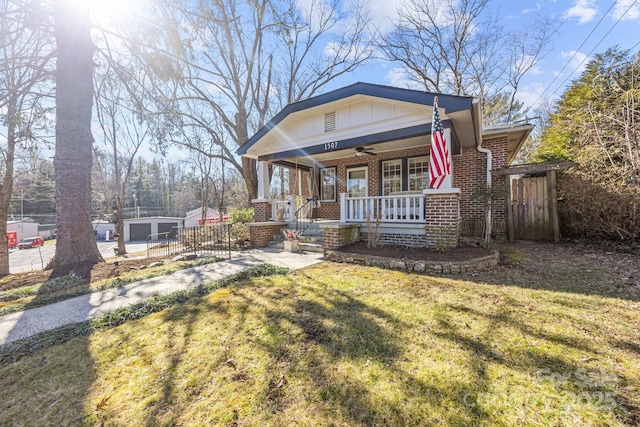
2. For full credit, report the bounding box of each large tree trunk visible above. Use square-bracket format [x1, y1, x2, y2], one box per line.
[49, 0, 103, 275]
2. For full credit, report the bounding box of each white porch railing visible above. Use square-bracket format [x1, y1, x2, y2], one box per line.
[271, 199, 293, 221]
[340, 193, 425, 223]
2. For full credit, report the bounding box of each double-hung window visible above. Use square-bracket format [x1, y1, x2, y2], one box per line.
[320, 167, 337, 202]
[408, 156, 429, 191]
[381, 159, 402, 196]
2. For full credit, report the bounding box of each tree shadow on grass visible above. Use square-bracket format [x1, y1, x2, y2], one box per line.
[437, 301, 640, 424]
[229, 274, 494, 426]
[0, 336, 96, 425]
[22, 260, 98, 311]
[143, 304, 203, 427]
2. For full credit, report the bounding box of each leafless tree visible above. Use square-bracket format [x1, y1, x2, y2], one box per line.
[0, 0, 54, 276]
[92, 58, 150, 255]
[379, 0, 557, 124]
[162, 0, 373, 202]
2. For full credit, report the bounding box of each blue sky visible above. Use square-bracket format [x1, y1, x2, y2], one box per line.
[343, 0, 640, 111]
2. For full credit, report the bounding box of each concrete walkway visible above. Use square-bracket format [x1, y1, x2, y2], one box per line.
[0, 248, 325, 346]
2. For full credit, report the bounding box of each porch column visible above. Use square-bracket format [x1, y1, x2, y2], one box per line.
[256, 160, 270, 200]
[288, 195, 296, 222]
[250, 161, 273, 223]
[423, 188, 461, 249]
[340, 193, 347, 222]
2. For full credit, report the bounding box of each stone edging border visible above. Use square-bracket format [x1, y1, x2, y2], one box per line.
[325, 249, 500, 274]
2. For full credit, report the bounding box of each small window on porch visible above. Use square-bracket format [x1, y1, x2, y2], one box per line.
[382, 159, 402, 195]
[324, 111, 336, 132]
[320, 167, 337, 202]
[408, 156, 429, 191]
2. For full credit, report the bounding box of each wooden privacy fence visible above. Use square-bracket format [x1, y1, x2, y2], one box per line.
[493, 161, 574, 242]
[511, 176, 550, 240]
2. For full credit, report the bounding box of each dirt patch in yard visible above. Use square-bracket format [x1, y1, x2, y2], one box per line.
[0, 256, 171, 292]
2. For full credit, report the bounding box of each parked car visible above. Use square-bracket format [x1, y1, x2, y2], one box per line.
[18, 236, 45, 249]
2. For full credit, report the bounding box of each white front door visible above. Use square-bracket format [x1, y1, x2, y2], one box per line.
[346, 167, 368, 220]
[347, 167, 368, 197]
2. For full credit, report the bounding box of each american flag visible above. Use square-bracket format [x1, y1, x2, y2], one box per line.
[429, 97, 450, 189]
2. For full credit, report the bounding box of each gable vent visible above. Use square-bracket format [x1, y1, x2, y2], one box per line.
[324, 111, 336, 132]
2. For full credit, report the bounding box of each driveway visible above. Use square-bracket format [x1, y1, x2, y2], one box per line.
[8, 241, 149, 274]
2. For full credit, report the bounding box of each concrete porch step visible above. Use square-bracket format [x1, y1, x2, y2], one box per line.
[266, 239, 324, 253]
[298, 242, 324, 253]
[297, 235, 323, 244]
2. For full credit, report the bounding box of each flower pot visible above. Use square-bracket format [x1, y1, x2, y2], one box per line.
[283, 240, 299, 252]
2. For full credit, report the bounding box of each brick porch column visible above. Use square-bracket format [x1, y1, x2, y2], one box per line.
[249, 221, 288, 248]
[320, 223, 360, 252]
[252, 200, 272, 222]
[423, 189, 461, 249]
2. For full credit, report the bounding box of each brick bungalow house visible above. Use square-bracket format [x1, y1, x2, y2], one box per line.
[237, 83, 532, 250]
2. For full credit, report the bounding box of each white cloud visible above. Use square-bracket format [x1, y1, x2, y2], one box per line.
[560, 50, 589, 76]
[385, 66, 413, 88]
[522, 2, 544, 14]
[564, 0, 597, 24]
[324, 41, 356, 61]
[366, 0, 405, 33]
[517, 82, 549, 109]
[613, 0, 640, 20]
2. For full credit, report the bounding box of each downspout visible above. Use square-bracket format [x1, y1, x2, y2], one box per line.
[472, 99, 492, 246]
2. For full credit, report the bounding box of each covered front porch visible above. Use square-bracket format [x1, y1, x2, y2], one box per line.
[238, 83, 482, 250]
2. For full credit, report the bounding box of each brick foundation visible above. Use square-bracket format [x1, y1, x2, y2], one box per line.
[249, 221, 288, 248]
[361, 232, 429, 248]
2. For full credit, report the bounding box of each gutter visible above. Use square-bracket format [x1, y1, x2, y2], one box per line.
[472, 99, 492, 246]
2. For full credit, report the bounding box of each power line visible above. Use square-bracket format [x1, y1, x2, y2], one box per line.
[530, 0, 617, 108]
[548, 0, 639, 99]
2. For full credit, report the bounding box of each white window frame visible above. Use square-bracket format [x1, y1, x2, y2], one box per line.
[381, 159, 402, 196]
[347, 166, 368, 197]
[320, 167, 337, 202]
[408, 155, 429, 191]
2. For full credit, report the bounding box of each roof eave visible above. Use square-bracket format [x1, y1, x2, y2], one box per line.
[237, 82, 474, 156]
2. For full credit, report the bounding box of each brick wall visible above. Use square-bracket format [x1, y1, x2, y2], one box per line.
[289, 169, 312, 198]
[453, 137, 508, 224]
[424, 191, 460, 249]
[253, 201, 272, 222]
[249, 222, 287, 248]
[361, 232, 430, 247]
[322, 224, 360, 251]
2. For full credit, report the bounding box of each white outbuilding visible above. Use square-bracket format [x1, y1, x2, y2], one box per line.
[7, 220, 39, 243]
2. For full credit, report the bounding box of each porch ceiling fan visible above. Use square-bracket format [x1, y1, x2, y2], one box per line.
[354, 146, 376, 157]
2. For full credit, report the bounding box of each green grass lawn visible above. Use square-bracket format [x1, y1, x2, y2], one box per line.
[0, 253, 638, 426]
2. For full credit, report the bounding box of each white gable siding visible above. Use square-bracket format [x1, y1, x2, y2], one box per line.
[346, 102, 370, 127]
[295, 115, 315, 139]
[250, 98, 432, 157]
[371, 102, 394, 121]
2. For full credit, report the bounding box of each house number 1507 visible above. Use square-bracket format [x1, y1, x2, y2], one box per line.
[324, 142, 338, 150]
